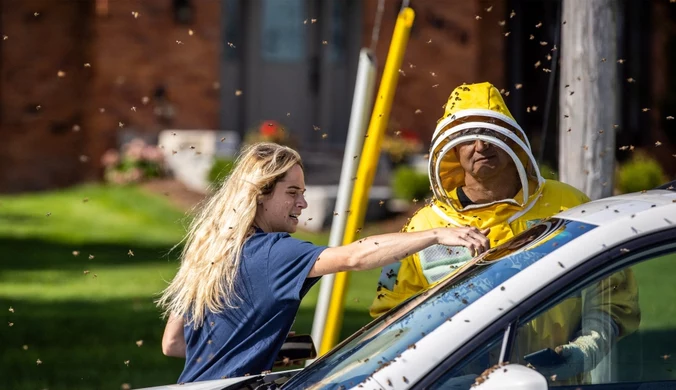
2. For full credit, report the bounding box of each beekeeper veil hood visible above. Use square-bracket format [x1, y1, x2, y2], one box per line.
[428, 82, 543, 212]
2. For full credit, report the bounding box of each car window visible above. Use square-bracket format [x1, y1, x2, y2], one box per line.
[427, 332, 504, 390]
[510, 244, 676, 388]
[283, 219, 597, 390]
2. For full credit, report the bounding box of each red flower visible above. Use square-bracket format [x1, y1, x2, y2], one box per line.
[398, 129, 420, 142]
[260, 120, 281, 136]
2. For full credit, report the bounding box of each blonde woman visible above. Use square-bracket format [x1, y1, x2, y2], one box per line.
[157, 142, 489, 382]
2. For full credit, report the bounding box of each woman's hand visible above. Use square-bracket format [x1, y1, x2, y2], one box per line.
[434, 227, 490, 256]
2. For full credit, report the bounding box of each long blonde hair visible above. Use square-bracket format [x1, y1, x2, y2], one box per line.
[157, 142, 303, 328]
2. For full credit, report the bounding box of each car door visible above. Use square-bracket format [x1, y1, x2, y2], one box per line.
[415, 227, 676, 390]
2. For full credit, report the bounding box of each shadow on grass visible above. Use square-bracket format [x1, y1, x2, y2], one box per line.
[0, 237, 181, 272]
[0, 298, 185, 390]
[1, 236, 185, 389]
[0, 213, 42, 223]
[0, 300, 376, 390]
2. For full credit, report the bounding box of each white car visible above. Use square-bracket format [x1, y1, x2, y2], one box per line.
[142, 184, 676, 390]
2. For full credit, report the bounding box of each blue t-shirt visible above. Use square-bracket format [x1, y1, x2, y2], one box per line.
[178, 229, 326, 383]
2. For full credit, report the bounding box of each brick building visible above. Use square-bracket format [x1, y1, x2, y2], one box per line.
[0, 0, 221, 192]
[0, 0, 674, 192]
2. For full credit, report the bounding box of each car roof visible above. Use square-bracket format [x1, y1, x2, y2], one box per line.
[554, 190, 676, 226]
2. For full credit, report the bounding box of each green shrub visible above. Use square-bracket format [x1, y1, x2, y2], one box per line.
[391, 165, 431, 201]
[539, 162, 558, 180]
[208, 157, 235, 188]
[617, 153, 666, 194]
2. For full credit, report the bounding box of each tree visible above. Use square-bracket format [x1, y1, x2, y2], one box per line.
[559, 0, 619, 200]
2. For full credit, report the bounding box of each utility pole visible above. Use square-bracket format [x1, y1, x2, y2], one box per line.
[559, 0, 619, 200]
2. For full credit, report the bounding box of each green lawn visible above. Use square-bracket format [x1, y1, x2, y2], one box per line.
[0, 184, 381, 390]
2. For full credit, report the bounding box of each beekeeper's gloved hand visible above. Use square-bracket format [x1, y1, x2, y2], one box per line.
[539, 312, 618, 382]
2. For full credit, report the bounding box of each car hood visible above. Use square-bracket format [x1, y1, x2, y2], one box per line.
[137, 369, 304, 390]
[138, 377, 254, 390]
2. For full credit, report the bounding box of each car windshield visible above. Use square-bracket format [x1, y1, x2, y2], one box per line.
[283, 218, 597, 389]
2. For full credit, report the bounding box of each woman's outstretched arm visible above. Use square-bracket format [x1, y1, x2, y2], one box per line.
[308, 227, 489, 278]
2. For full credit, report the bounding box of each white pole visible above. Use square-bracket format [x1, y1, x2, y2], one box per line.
[308, 49, 377, 363]
[559, 0, 618, 200]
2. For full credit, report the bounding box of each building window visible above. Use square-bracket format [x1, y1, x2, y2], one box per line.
[261, 0, 306, 62]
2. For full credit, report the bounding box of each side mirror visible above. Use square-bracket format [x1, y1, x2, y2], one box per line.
[471, 364, 548, 390]
[275, 334, 317, 366]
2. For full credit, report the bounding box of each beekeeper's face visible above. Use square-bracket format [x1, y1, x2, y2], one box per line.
[456, 138, 514, 180]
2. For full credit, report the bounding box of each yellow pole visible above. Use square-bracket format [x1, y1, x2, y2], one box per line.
[319, 7, 415, 355]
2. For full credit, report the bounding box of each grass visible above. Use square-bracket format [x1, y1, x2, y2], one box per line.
[0, 184, 381, 390]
